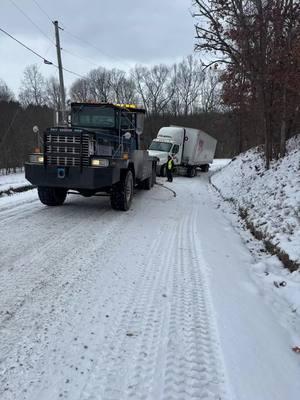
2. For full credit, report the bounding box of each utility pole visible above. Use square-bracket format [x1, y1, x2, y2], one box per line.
[54, 20, 66, 124]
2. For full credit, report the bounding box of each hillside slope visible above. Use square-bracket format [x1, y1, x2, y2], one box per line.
[212, 135, 300, 270]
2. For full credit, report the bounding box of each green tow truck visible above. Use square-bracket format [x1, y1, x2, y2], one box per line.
[25, 102, 156, 211]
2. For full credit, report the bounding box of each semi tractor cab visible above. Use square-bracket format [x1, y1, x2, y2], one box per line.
[148, 126, 217, 177]
[25, 103, 157, 211]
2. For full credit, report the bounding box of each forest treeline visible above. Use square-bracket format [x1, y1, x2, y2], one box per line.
[2, 0, 300, 172]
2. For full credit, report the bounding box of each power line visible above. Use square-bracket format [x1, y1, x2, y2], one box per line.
[31, 0, 53, 23]
[29, 1, 131, 72]
[30, 2, 110, 69]
[61, 48, 99, 68]
[0, 26, 85, 79]
[9, 0, 55, 46]
[31, 1, 129, 70]
[62, 29, 132, 68]
[61, 66, 85, 79]
[0, 26, 50, 62]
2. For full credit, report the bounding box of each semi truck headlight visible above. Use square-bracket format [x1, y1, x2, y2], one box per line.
[29, 154, 44, 163]
[91, 158, 109, 167]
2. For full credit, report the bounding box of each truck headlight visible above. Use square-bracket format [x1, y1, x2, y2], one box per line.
[91, 158, 109, 167]
[29, 154, 44, 163]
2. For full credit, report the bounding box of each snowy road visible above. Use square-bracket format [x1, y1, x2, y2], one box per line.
[1, 171, 300, 400]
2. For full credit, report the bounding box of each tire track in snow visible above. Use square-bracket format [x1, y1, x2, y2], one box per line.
[79, 229, 176, 399]
[80, 206, 231, 399]
[154, 211, 230, 400]
[0, 207, 127, 399]
[0, 194, 39, 224]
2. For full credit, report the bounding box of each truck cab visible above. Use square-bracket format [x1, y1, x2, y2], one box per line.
[25, 103, 156, 211]
[148, 125, 217, 177]
[148, 127, 184, 176]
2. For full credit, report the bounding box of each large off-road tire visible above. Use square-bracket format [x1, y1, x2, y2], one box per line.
[37, 187, 67, 206]
[110, 170, 134, 211]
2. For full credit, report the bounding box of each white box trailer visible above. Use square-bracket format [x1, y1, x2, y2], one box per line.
[148, 125, 217, 177]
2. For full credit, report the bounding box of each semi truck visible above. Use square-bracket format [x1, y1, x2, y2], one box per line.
[25, 102, 157, 211]
[148, 126, 217, 177]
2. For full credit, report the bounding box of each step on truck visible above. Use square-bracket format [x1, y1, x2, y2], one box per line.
[148, 126, 217, 177]
[25, 102, 157, 211]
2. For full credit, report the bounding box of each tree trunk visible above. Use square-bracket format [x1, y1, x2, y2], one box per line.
[280, 82, 287, 158]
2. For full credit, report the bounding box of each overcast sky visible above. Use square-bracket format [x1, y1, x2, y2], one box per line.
[0, 0, 196, 96]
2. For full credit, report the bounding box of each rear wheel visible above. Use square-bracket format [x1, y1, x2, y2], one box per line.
[143, 176, 152, 190]
[111, 170, 134, 211]
[187, 166, 196, 178]
[38, 187, 67, 206]
[201, 164, 209, 172]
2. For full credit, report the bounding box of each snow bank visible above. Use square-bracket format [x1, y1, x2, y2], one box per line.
[211, 135, 300, 269]
[0, 172, 30, 195]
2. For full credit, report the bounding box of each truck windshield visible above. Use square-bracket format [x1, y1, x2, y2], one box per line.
[72, 106, 115, 129]
[149, 141, 172, 152]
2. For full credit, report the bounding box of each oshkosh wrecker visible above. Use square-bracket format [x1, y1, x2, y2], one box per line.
[25, 103, 156, 211]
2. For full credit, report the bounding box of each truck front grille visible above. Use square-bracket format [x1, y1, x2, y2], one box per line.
[45, 132, 90, 167]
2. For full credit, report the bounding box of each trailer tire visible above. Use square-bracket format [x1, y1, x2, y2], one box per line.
[110, 170, 133, 211]
[187, 167, 196, 178]
[201, 164, 209, 172]
[38, 186, 67, 206]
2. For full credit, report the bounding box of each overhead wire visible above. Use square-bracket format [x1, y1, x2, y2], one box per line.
[0, 26, 86, 79]
[30, 1, 102, 70]
[0, 26, 49, 62]
[31, 0, 53, 23]
[61, 48, 99, 68]
[21, 0, 132, 76]
[9, 0, 55, 46]
[62, 28, 133, 69]
[31, 0, 132, 70]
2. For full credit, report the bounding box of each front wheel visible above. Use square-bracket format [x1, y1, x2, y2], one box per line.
[160, 165, 166, 177]
[111, 170, 134, 211]
[151, 165, 156, 187]
[38, 187, 67, 206]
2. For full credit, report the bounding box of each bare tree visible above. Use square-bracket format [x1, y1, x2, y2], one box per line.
[69, 78, 91, 102]
[110, 69, 137, 104]
[88, 67, 112, 102]
[194, 0, 300, 166]
[46, 76, 61, 110]
[174, 55, 204, 115]
[0, 79, 14, 102]
[132, 64, 174, 114]
[199, 68, 221, 113]
[19, 64, 47, 107]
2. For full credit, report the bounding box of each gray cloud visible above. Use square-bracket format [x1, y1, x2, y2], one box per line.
[0, 0, 196, 94]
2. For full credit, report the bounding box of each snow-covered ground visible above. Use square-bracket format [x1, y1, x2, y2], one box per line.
[1, 170, 300, 400]
[212, 136, 300, 268]
[0, 171, 29, 194]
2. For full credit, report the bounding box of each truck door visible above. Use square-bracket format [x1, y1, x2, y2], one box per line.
[171, 144, 181, 164]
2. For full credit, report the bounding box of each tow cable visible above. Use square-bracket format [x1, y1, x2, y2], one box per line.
[155, 182, 177, 197]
